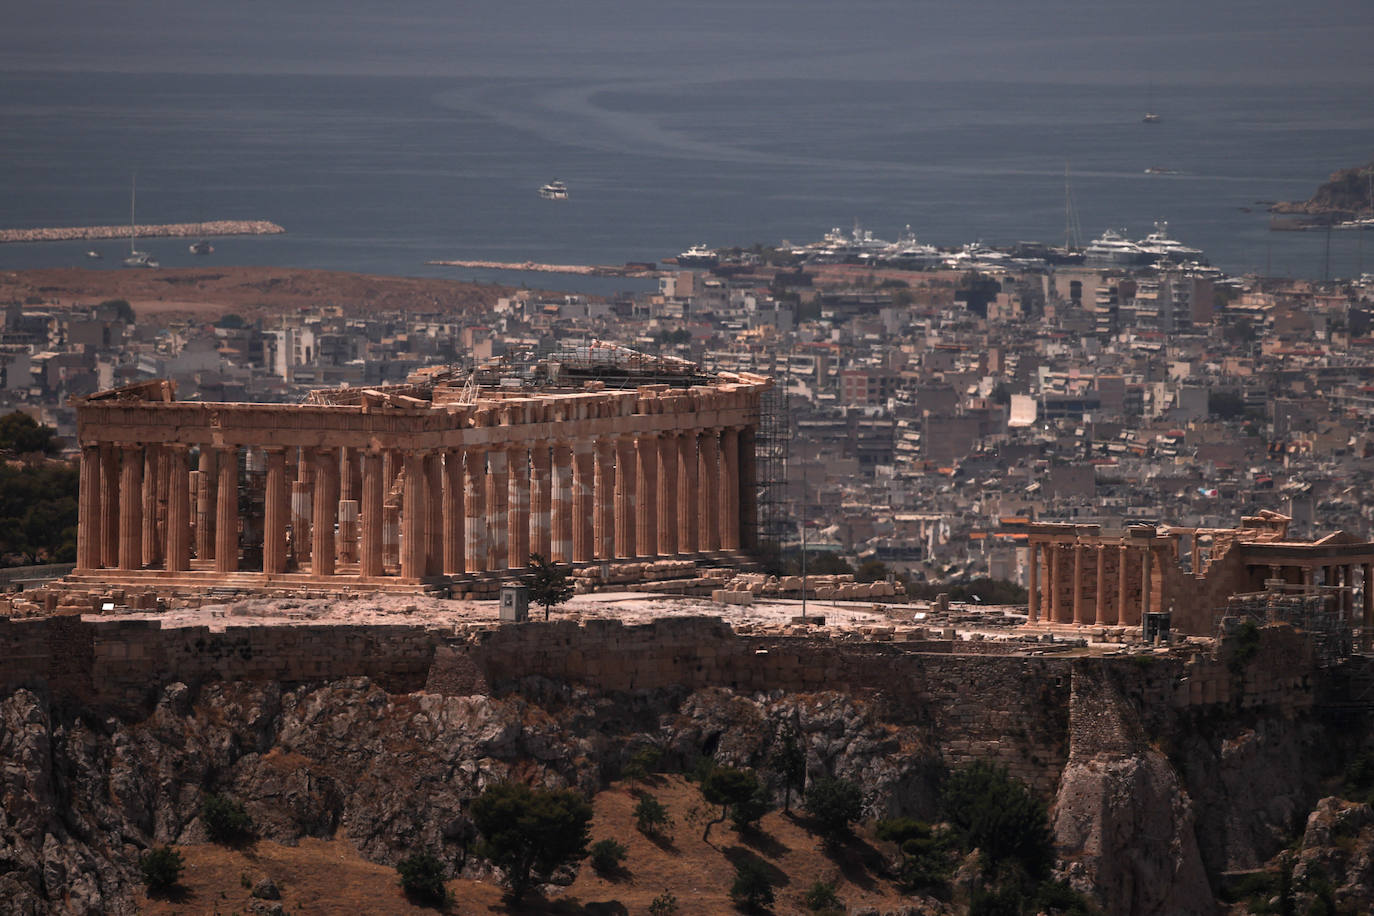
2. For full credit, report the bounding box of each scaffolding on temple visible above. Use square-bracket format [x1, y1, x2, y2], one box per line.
[752, 382, 789, 570]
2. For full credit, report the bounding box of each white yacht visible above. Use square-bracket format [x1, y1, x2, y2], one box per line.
[882, 225, 943, 268]
[538, 180, 569, 200]
[1135, 220, 1205, 263]
[676, 244, 718, 267]
[1083, 229, 1148, 266]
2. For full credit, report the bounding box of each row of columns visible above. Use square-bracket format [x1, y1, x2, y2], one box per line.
[75, 425, 756, 580]
[1026, 541, 1166, 628]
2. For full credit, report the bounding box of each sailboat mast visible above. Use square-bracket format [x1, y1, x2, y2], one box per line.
[129, 174, 136, 255]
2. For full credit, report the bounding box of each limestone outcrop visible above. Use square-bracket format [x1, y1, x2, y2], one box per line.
[1052, 664, 1213, 914]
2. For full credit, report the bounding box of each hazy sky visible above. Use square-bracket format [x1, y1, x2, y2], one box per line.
[5, 0, 1373, 85]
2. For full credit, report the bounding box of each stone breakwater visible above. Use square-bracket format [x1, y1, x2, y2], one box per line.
[0, 220, 285, 244]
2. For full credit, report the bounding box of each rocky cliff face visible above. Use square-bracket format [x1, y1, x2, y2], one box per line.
[0, 677, 952, 915]
[0, 648, 1366, 915]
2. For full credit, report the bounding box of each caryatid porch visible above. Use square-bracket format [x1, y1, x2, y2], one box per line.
[70, 373, 768, 592]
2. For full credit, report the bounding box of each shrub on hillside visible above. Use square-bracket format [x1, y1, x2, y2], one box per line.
[699, 766, 770, 841]
[803, 878, 843, 912]
[201, 793, 254, 845]
[634, 792, 674, 839]
[589, 838, 628, 875]
[470, 781, 593, 901]
[940, 762, 1053, 879]
[139, 845, 184, 893]
[648, 888, 679, 915]
[875, 818, 954, 894]
[803, 777, 864, 842]
[396, 850, 448, 906]
[729, 857, 775, 912]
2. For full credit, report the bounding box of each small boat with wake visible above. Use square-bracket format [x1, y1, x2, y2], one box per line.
[538, 180, 569, 200]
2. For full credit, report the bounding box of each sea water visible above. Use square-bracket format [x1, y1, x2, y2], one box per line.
[1, 1, 1371, 290]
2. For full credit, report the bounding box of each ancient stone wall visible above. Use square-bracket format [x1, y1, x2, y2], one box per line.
[0, 614, 1322, 791]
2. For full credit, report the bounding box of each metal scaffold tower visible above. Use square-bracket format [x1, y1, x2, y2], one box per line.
[752, 382, 789, 570]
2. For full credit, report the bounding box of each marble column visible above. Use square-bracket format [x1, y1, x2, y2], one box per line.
[507, 445, 530, 569]
[636, 433, 658, 558]
[402, 450, 426, 580]
[292, 451, 312, 567]
[142, 446, 160, 568]
[290, 481, 310, 569]
[215, 447, 238, 573]
[337, 449, 358, 564]
[594, 437, 616, 559]
[77, 445, 101, 570]
[118, 445, 143, 570]
[1027, 542, 1039, 623]
[699, 429, 720, 552]
[164, 445, 191, 573]
[383, 504, 400, 572]
[720, 426, 740, 550]
[678, 432, 698, 553]
[572, 439, 594, 562]
[100, 444, 120, 568]
[1117, 544, 1129, 627]
[262, 448, 288, 575]
[614, 435, 636, 558]
[551, 442, 573, 563]
[312, 448, 338, 577]
[196, 448, 216, 562]
[1156, 548, 1169, 617]
[1048, 544, 1061, 623]
[155, 447, 170, 567]
[1072, 544, 1085, 625]
[1094, 545, 1108, 625]
[425, 452, 444, 576]
[656, 432, 677, 557]
[360, 451, 384, 577]
[464, 449, 487, 573]
[486, 448, 508, 570]
[1138, 546, 1152, 625]
[530, 442, 552, 561]
[443, 449, 464, 575]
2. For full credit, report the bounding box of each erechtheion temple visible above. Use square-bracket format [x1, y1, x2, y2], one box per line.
[67, 350, 769, 597]
[1022, 511, 1374, 636]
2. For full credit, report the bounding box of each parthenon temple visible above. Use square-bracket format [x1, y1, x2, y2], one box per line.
[1021, 511, 1374, 636]
[67, 353, 769, 596]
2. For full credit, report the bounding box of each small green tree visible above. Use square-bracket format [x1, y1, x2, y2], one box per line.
[622, 745, 663, 784]
[649, 888, 679, 915]
[804, 777, 864, 843]
[139, 845, 184, 894]
[0, 412, 56, 455]
[729, 857, 775, 912]
[589, 838, 628, 875]
[527, 552, 575, 620]
[701, 767, 770, 841]
[803, 879, 842, 913]
[470, 781, 593, 901]
[201, 793, 254, 845]
[875, 818, 953, 894]
[397, 850, 448, 906]
[766, 723, 806, 814]
[634, 792, 674, 839]
[941, 762, 1053, 880]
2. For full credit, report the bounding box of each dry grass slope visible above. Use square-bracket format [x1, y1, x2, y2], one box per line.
[138, 775, 914, 915]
